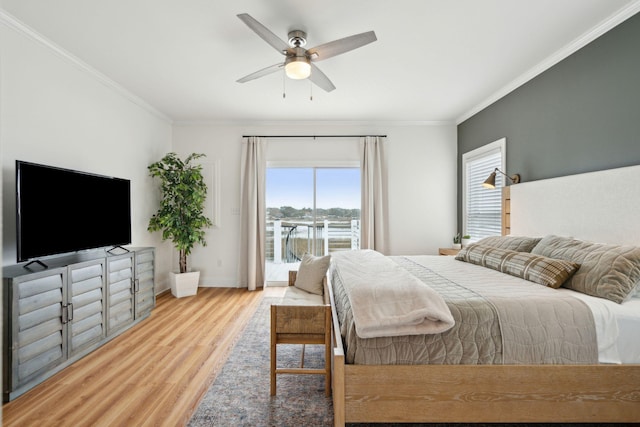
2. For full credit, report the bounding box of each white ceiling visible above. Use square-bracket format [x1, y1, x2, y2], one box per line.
[2, 0, 639, 123]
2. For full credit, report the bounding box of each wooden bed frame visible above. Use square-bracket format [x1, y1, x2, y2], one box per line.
[328, 166, 640, 426]
[327, 281, 640, 425]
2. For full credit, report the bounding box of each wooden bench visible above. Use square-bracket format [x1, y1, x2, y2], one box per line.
[270, 270, 332, 396]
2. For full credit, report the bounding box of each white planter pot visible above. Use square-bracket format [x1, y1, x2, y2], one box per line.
[170, 271, 200, 298]
[461, 239, 471, 247]
[451, 243, 462, 250]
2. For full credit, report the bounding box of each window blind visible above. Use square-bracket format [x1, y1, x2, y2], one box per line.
[465, 149, 503, 240]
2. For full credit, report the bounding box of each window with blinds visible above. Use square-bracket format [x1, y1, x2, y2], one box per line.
[462, 138, 505, 241]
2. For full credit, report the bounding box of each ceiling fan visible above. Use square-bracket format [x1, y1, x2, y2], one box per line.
[236, 13, 377, 92]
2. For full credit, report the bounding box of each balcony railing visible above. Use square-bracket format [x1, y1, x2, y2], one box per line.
[266, 219, 360, 263]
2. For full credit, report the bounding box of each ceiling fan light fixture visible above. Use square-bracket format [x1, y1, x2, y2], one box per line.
[236, 14, 377, 92]
[285, 57, 311, 80]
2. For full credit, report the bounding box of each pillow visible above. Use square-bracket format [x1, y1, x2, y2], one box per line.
[473, 235, 542, 252]
[456, 244, 580, 288]
[532, 235, 640, 304]
[624, 281, 640, 301]
[456, 244, 511, 270]
[294, 254, 331, 295]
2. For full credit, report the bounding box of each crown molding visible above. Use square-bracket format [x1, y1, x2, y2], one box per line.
[456, 1, 640, 125]
[173, 119, 455, 127]
[0, 9, 173, 124]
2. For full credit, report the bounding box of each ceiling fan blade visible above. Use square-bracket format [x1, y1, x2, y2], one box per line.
[307, 31, 377, 61]
[237, 63, 284, 83]
[237, 13, 289, 54]
[309, 64, 336, 92]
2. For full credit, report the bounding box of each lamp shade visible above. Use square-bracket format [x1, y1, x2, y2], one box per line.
[482, 168, 521, 189]
[482, 171, 497, 189]
[285, 58, 311, 79]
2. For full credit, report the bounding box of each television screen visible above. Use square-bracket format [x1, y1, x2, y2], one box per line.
[16, 160, 132, 262]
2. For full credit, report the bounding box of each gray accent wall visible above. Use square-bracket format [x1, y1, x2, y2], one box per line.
[457, 12, 640, 230]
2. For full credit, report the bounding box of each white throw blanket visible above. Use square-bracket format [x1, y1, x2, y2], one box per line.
[331, 250, 455, 338]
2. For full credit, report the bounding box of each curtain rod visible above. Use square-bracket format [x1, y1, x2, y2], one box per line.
[241, 135, 387, 139]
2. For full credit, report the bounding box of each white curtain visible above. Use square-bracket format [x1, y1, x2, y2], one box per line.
[239, 137, 266, 291]
[360, 136, 389, 254]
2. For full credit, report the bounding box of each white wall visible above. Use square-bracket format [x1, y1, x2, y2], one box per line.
[172, 122, 457, 287]
[1, 18, 173, 291]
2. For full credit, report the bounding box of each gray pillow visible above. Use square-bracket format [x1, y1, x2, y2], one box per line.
[294, 254, 331, 295]
[532, 235, 640, 304]
[624, 281, 640, 301]
[474, 235, 542, 252]
[630, 281, 640, 299]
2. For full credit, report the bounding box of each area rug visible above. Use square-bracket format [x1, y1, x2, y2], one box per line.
[188, 297, 334, 426]
[189, 296, 631, 427]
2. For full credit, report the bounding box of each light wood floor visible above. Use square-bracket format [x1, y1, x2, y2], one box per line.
[3, 286, 283, 427]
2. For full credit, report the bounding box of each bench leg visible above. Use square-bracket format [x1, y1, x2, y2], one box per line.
[325, 312, 332, 397]
[270, 305, 276, 396]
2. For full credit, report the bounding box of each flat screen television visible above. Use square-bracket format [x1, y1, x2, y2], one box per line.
[16, 160, 132, 262]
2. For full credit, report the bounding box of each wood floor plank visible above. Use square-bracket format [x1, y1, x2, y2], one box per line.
[2, 287, 266, 427]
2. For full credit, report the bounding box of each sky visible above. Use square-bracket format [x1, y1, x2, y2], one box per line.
[266, 168, 360, 209]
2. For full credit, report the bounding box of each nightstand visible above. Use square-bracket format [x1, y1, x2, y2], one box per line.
[438, 248, 460, 256]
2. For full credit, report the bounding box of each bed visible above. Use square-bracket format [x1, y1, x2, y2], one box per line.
[328, 164, 640, 426]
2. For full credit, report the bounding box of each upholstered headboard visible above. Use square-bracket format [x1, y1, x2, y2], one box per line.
[509, 164, 640, 246]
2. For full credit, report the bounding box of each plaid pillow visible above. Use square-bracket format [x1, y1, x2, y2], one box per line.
[474, 235, 542, 252]
[456, 244, 580, 288]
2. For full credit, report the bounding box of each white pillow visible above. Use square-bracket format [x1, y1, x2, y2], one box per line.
[294, 254, 331, 295]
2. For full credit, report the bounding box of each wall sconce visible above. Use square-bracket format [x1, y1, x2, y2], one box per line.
[482, 168, 521, 189]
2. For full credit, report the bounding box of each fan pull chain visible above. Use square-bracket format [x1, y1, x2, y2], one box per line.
[282, 71, 286, 99]
[309, 80, 313, 101]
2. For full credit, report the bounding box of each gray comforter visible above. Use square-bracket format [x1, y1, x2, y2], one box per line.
[331, 254, 598, 365]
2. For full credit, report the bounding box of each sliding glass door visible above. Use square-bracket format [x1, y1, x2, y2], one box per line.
[266, 167, 360, 283]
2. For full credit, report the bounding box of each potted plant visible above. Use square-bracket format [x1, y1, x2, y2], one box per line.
[148, 152, 213, 298]
[452, 233, 462, 250]
[462, 234, 472, 247]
